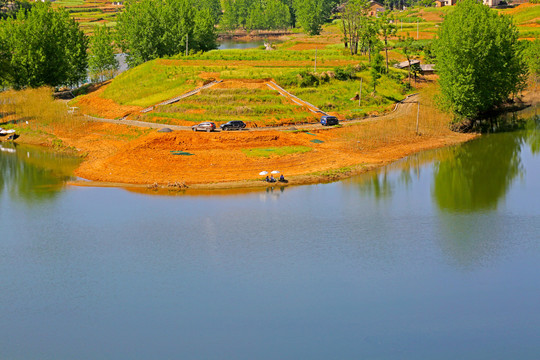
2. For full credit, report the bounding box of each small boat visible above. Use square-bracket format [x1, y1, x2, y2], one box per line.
[0, 129, 18, 141]
[0, 129, 16, 136]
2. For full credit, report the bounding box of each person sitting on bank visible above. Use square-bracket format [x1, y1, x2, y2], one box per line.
[265, 176, 270, 182]
[279, 174, 285, 182]
[269, 175, 276, 182]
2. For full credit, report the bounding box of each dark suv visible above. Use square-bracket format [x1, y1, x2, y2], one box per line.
[220, 121, 246, 131]
[320, 115, 339, 126]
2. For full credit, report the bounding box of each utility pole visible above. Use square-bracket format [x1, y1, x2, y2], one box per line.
[416, 101, 420, 135]
[359, 78, 362, 107]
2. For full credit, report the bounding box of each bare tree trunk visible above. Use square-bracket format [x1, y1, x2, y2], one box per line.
[384, 38, 389, 72]
[407, 58, 411, 86]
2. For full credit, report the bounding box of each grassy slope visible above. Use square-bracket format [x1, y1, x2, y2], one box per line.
[100, 42, 410, 124]
[78, 4, 538, 124]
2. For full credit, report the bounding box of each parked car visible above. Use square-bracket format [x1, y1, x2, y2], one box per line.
[220, 121, 246, 131]
[320, 115, 339, 126]
[192, 122, 216, 132]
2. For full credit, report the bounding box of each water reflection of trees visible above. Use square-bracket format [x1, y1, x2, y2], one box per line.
[0, 143, 80, 202]
[433, 106, 539, 212]
[354, 149, 443, 199]
[433, 132, 524, 212]
[525, 111, 540, 155]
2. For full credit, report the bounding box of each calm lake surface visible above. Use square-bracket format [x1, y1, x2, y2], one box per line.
[218, 39, 266, 50]
[1, 106, 539, 360]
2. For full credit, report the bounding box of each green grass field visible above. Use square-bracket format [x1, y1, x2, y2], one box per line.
[242, 146, 313, 158]
[148, 88, 316, 125]
[75, 3, 538, 125]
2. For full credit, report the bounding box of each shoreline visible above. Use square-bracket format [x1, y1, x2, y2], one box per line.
[7, 88, 537, 193]
[65, 134, 475, 193]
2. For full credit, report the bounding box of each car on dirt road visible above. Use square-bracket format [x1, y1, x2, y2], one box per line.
[320, 115, 339, 126]
[220, 121, 246, 131]
[192, 122, 216, 132]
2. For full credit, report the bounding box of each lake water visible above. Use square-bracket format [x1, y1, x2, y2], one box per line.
[218, 40, 266, 50]
[1, 107, 539, 359]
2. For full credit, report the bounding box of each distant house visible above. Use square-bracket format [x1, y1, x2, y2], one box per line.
[443, 0, 457, 5]
[394, 59, 420, 70]
[435, 0, 445, 7]
[368, 1, 385, 17]
[420, 64, 435, 74]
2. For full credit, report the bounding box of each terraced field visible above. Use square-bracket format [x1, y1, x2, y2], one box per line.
[146, 87, 317, 127]
[53, 0, 122, 34]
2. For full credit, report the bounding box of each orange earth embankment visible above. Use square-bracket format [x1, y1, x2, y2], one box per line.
[64, 123, 474, 188]
[46, 91, 477, 189]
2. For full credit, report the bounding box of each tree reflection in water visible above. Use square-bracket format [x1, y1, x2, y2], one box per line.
[0, 143, 80, 203]
[432, 132, 523, 212]
[433, 106, 539, 212]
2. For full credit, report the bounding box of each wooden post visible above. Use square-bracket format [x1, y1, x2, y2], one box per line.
[416, 101, 420, 135]
[359, 78, 362, 107]
[186, 34, 188, 57]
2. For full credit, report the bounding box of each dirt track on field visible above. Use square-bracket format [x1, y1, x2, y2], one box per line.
[61, 88, 476, 189]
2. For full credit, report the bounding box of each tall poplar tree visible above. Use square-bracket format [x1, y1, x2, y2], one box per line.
[116, 0, 217, 67]
[293, 0, 334, 35]
[89, 25, 119, 82]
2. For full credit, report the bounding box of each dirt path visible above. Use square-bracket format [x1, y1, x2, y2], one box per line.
[83, 92, 419, 131]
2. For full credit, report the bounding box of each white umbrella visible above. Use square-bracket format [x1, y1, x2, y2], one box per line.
[271, 170, 280, 174]
[259, 171, 268, 176]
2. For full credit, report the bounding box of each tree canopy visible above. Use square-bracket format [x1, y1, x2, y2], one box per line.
[88, 24, 119, 83]
[0, 2, 87, 88]
[221, 0, 291, 31]
[116, 0, 218, 67]
[433, 0, 526, 120]
[293, 0, 335, 35]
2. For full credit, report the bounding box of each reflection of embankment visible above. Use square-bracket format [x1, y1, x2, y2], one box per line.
[0, 143, 80, 202]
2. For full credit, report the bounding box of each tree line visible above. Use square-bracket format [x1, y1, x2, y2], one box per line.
[0, 0, 220, 89]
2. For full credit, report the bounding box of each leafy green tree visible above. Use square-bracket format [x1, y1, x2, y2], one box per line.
[433, 0, 526, 120]
[89, 25, 119, 83]
[0, 23, 8, 86]
[341, 0, 369, 55]
[246, 0, 265, 30]
[265, 0, 291, 30]
[401, 35, 414, 85]
[359, 17, 379, 62]
[410, 62, 422, 84]
[0, 2, 87, 88]
[116, 0, 217, 67]
[293, 0, 334, 35]
[246, 0, 291, 30]
[378, 10, 396, 72]
[193, 7, 218, 51]
[221, 0, 239, 31]
[370, 52, 384, 93]
[281, 0, 296, 28]
[196, 0, 222, 23]
[523, 38, 539, 90]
